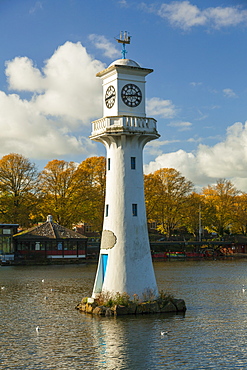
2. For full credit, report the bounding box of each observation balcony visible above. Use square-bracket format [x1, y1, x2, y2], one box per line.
[91, 116, 159, 138]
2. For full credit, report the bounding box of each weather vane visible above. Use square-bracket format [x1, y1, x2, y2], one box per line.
[115, 31, 131, 59]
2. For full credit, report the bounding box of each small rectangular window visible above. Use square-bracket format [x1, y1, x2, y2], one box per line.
[131, 157, 136, 170]
[108, 158, 110, 170]
[3, 229, 11, 235]
[105, 204, 109, 217]
[132, 204, 137, 216]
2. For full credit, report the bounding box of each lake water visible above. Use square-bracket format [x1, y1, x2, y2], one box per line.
[1, 259, 247, 369]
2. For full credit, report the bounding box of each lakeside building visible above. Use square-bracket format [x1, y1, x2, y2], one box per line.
[13, 215, 87, 262]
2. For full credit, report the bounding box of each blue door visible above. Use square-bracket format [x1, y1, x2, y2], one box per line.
[102, 254, 108, 281]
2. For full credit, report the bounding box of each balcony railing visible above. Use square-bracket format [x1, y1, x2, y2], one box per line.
[91, 116, 158, 136]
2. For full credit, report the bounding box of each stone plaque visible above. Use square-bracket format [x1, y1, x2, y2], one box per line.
[101, 230, 117, 249]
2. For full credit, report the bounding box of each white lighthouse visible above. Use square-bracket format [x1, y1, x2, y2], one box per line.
[91, 34, 160, 300]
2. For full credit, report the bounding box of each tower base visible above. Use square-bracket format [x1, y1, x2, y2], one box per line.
[76, 295, 186, 316]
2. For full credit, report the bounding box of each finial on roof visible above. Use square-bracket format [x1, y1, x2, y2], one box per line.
[47, 215, 53, 222]
[115, 31, 131, 59]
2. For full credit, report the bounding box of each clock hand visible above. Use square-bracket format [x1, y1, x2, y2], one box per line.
[105, 94, 114, 101]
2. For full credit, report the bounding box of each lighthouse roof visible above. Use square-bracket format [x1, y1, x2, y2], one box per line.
[109, 58, 140, 68]
[96, 59, 153, 78]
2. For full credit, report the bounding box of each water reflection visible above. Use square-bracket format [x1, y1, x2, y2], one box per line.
[82, 312, 185, 369]
[1, 261, 247, 368]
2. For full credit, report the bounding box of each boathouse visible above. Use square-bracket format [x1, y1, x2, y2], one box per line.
[13, 215, 87, 261]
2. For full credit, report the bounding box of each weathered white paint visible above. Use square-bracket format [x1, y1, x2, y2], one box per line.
[91, 59, 160, 300]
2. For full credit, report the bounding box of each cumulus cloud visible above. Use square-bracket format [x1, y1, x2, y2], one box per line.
[5, 57, 45, 92]
[146, 97, 176, 118]
[145, 121, 247, 192]
[147, 1, 247, 30]
[0, 41, 105, 160]
[89, 34, 119, 58]
[0, 91, 95, 158]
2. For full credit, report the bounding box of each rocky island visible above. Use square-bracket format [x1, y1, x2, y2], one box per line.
[76, 291, 186, 317]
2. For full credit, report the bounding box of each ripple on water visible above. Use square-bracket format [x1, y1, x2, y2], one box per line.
[1, 261, 247, 369]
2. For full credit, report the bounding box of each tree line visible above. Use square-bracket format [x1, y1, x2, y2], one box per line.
[0, 153, 246, 239]
[0, 154, 105, 230]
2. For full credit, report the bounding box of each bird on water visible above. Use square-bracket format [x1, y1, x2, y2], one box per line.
[161, 330, 171, 336]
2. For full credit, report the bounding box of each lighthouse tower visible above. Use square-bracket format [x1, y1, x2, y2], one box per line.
[91, 34, 160, 300]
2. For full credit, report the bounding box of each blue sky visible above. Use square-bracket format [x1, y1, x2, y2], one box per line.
[1, 0, 247, 191]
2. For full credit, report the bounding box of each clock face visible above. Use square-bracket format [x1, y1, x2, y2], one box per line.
[105, 85, 116, 109]
[121, 84, 142, 107]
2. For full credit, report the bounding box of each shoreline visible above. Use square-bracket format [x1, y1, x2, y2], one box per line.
[2, 253, 247, 266]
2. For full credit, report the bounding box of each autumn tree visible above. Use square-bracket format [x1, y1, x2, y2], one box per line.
[183, 192, 204, 239]
[38, 156, 106, 230]
[202, 179, 238, 237]
[38, 159, 81, 227]
[231, 193, 247, 234]
[75, 156, 106, 231]
[144, 168, 194, 238]
[0, 153, 38, 227]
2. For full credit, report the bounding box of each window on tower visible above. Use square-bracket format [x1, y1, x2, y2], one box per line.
[108, 158, 110, 170]
[131, 157, 136, 170]
[132, 204, 138, 216]
[105, 205, 109, 217]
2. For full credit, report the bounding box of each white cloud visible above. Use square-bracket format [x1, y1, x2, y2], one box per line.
[144, 149, 207, 186]
[35, 42, 103, 123]
[145, 121, 247, 192]
[146, 139, 180, 156]
[5, 57, 45, 92]
[0, 41, 104, 160]
[146, 97, 176, 118]
[0, 91, 96, 160]
[89, 34, 119, 58]
[223, 88, 237, 98]
[190, 82, 202, 87]
[148, 139, 181, 147]
[151, 1, 247, 30]
[168, 121, 192, 131]
[29, 1, 43, 14]
[118, 0, 128, 7]
[187, 137, 202, 143]
[158, 1, 207, 29]
[204, 6, 247, 28]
